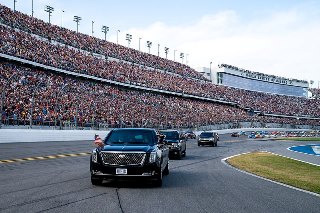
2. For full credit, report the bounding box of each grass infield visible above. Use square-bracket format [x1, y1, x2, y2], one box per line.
[227, 152, 320, 194]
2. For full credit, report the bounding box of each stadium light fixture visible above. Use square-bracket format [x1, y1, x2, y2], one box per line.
[164, 47, 169, 59]
[180, 52, 184, 63]
[157, 44, 160, 57]
[101, 26, 109, 41]
[14, 0, 17, 12]
[126, 33, 132, 47]
[146, 41, 152, 54]
[92, 21, 94, 36]
[61, 10, 65, 27]
[117, 30, 120, 44]
[210, 61, 212, 81]
[44, 5, 54, 24]
[73, 16, 82, 33]
[32, 0, 34, 17]
[139, 37, 142, 51]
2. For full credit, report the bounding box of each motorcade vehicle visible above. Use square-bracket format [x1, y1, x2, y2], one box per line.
[90, 128, 169, 187]
[231, 132, 240, 137]
[198, 131, 218, 147]
[159, 130, 187, 159]
[185, 130, 196, 139]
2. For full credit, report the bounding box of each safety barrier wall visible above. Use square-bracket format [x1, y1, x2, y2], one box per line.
[1, 122, 319, 143]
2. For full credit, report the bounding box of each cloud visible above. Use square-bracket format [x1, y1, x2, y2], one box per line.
[124, 6, 320, 82]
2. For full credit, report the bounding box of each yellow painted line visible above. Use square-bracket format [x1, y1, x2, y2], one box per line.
[23, 157, 36, 161]
[1, 160, 15, 163]
[78, 152, 90, 156]
[0, 152, 91, 164]
[66, 154, 78, 157]
[34, 157, 46, 160]
[13, 159, 26, 162]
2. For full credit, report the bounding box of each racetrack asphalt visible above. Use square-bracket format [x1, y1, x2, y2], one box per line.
[0, 134, 319, 213]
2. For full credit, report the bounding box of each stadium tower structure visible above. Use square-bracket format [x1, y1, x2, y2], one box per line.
[215, 64, 309, 97]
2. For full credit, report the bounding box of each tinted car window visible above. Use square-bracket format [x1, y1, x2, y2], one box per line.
[159, 131, 179, 140]
[199, 132, 214, 138]
[106, 129, 155, 146]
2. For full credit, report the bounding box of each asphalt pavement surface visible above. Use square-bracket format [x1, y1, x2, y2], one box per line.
[0, 134, 319, 213]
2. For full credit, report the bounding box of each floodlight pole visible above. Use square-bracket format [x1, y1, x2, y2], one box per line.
[101, 25, 109, 41]
[32, 0, 34, 17]
[117, 30, 120, 44]
[210, 61, 212, 81]
[44, 5, 54, 24]
[73, 16, 82, 33]
[147, 41, 152, 54]
[164, 47, 169, 59]
[14, 0, 17, 12]
[126, 33, 132, 47]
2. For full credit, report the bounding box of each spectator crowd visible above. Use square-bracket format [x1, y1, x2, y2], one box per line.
[1, 62, 255, 128]
[0, 4, 207, 81]
[0, 4, 320, 129]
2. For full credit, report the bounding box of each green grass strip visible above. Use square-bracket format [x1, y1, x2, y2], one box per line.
[227, 152, 320, 194]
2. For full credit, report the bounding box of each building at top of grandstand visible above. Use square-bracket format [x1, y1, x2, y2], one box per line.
[197, 64, 309, 97]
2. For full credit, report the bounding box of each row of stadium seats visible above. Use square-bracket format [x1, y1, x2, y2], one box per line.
[0, 4, 207, 81]
[2, 62, 318, 129]
[0, 62, 253, 128]
[1, 23, 320, 119]
[0, 3, 320, 124]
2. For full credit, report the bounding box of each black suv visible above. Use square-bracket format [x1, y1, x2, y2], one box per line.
[198, 131, 218, 147]
[159, 130, 186, 159]
[90, 128, 169, 186]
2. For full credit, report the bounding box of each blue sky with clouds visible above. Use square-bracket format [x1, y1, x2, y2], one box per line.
[1, 0, 320, 86]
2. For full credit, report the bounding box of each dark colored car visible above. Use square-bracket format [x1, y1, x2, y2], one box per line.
[198, 131, 218, 147]
[231, 132, 240, 137]
[185, 130, 196, 139]
[159, 130, 186, 159]
[90, 128, 169, 187]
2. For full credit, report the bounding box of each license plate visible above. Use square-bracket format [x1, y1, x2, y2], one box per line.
[116, 168, 127, 175]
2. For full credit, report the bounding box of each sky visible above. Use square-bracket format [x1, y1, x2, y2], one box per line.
[1, 0, 320, 87]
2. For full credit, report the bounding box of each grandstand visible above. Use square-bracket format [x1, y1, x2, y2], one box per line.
[0, 4, 320, 130]
[217, 64, 309, 97]
[309, 88, 320, 99]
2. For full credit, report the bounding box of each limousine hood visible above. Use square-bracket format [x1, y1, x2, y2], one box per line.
[101, 145, 155, 152]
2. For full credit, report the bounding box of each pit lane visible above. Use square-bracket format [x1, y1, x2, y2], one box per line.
[0, 134, 319, 213]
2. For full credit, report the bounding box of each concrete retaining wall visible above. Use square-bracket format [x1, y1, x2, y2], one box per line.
[0, 129, 110, 143]
[0, 127, 309, 143]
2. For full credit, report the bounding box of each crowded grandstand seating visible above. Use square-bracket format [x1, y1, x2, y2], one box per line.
[309, 88, 320, 99]
[2, 62, 318, 128]
[0, 62, 254, 128]
[1, 4, 320, 129]
[0, 4, 207, 81]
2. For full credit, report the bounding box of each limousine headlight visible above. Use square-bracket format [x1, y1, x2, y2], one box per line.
[149, 152, 157, 163]
[92, 150, 98, 163]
